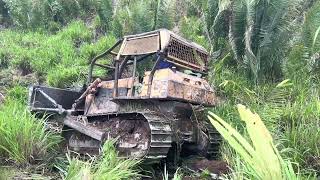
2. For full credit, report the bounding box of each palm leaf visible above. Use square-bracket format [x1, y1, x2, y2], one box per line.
[312, 25, 320, 52]
[208, 104, 299, 180]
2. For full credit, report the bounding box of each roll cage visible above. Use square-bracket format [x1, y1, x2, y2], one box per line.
[87, 29, 210, 98]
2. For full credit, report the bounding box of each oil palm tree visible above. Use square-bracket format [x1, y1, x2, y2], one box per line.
[209, 0, 300, 84]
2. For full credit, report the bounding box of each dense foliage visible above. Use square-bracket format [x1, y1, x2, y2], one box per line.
[0, 0, 320, 179]
[0, 21, 117, 88]
[209, 104, 300, 180]
[0, 99, 61, 165]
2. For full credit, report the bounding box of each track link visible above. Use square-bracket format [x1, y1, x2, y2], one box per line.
[142, 112, 173, 161]
[63, 112, 173, 161]
[206, 121, 222, 158]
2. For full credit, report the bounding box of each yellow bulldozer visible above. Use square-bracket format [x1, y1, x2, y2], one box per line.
[29, 29, 220, 163]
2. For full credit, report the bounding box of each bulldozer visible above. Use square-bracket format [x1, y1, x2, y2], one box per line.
[28, 29, 221, 163]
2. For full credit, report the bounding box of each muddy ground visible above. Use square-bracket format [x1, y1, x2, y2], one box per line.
[140, 156, 229, 180]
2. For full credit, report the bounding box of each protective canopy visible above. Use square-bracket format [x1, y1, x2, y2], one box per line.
[119, 29, 209, 72]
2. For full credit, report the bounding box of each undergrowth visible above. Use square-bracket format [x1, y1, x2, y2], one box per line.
[209, 104, 302, 180]
[0, 21, 116, 88]
[58, 140, 140, 180]
[210, 56, 320, 176]
[0, 167, 15, 180]
[0, 98, 61, 165]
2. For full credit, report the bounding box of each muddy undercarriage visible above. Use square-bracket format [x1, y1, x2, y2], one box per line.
[61, 101, 221, 162]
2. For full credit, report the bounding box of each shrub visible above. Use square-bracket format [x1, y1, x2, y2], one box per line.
[94, 0, 113, 32]
[112, 0, 154, 37]
[303, 1, 320, 53]
[58, 21, 92, 43]
[1, 0, 114, 32]
[79, 34, 117, 61]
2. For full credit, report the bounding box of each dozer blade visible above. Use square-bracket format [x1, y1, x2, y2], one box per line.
[28, 85, 81, 114]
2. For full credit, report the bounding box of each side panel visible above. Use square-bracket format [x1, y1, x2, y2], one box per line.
[149, 80, 216, 106]
[141, 68, 216, 106]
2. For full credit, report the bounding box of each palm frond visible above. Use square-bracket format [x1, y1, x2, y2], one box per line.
[312, 25, 320, 52]
[224, 0, 301, 83]
[208, 104, 299, 180]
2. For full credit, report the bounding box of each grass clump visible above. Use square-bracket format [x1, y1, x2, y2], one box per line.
[60, 140, 140, 180]
[0, 99, 61, 165]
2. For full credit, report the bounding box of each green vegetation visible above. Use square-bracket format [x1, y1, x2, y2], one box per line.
[0, 99, 60, 165]
[59, 140, 140, 180]
[0, 21, 116, 88]
[209, 104, 300, 179]
[163, 166, 183, 180]
[0, 167, 15, 180]
[0, 0, 320, 179]
[211, 66, 320, 177]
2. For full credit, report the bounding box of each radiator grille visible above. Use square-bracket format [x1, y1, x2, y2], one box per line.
[167, 36, 208, 72]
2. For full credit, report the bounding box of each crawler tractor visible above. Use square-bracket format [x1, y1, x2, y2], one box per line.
[29, 29, 221, 163]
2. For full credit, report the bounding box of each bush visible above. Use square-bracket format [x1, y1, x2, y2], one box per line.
[303, 1, 320, 53]
[179, 16, 210, 49]
[80, 34, 117, 61]
[59, 21, 92, 43]
[112, 0, 154, 37]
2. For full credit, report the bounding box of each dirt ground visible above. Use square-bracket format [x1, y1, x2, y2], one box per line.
[188, 159, 229, 174]
[179, 156, 229, 179]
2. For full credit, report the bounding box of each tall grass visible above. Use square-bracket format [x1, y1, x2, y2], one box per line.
[59, 140, 140, 180]
[0, 99, 61, 165]
[162, 165, 183, 180]
[281, 97, 320, 172]
[210, 53, 320, 175]
[208, 104, 301, 180]
[0, 21, 116, 88]
[5, 85, 27, 103]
